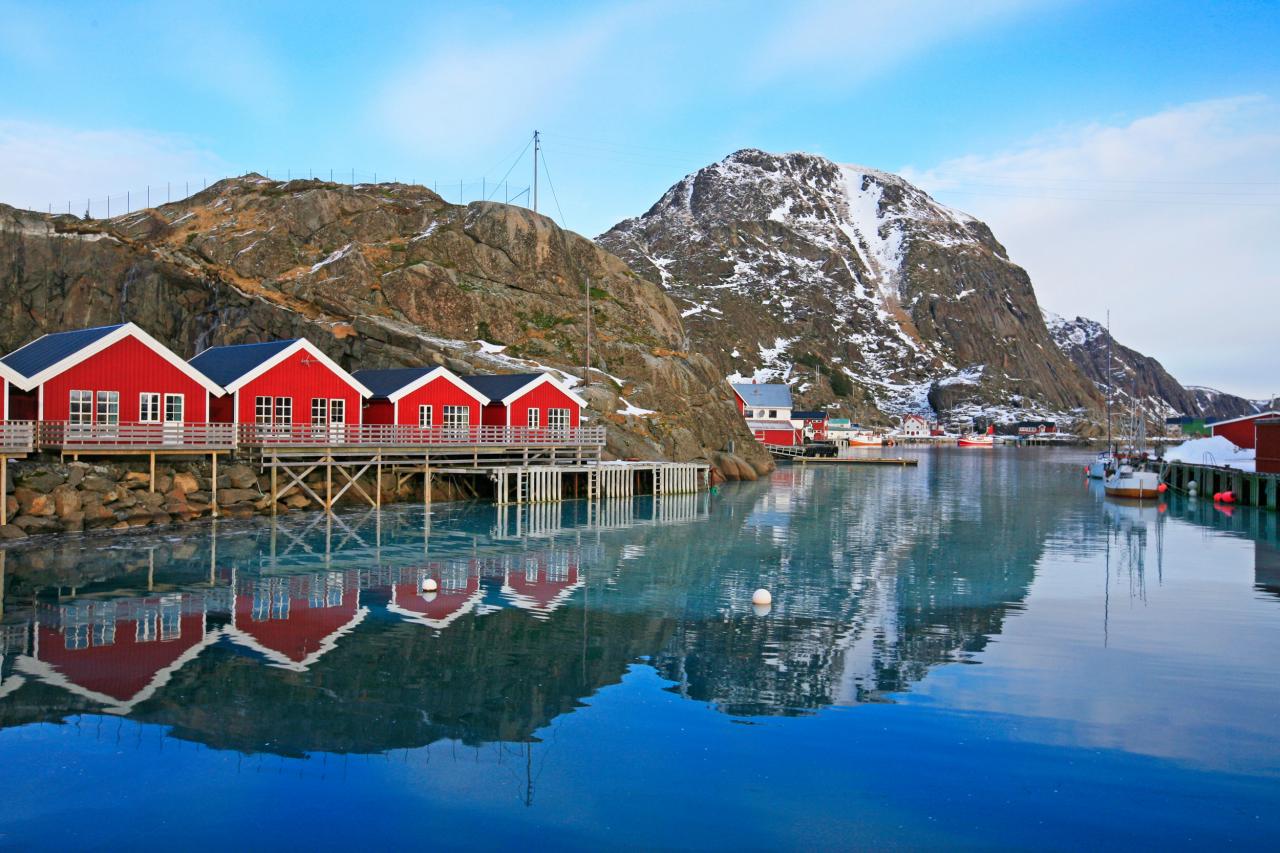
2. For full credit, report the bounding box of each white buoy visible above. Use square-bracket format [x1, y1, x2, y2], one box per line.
[752, 588, 771, 606]
[421, 578, 438, 592]
[753, 602, 772, 617]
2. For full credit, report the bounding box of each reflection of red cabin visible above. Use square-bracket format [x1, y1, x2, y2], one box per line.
[189, 338, 370, 427]
[17, 596, 217, 712]
[1211, 411, 1280, 450]
[387, 564, 483, 630]
[1, 322, 222, 424]
[225, 573, 366, 670]
[460, 373, 586, 429]
[354, 366, 488, 428]
[501, 555, 582, 619]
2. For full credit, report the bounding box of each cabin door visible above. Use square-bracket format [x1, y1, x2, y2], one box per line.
[328, 399, 346, 443]
[163, 394, 184, 445]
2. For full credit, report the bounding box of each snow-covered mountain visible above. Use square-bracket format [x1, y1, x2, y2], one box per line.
[599, 149, 1101, 426]
[1043, 312, 1261, 420]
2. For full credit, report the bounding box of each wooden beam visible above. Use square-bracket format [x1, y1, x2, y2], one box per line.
[211, 453, 218, 518]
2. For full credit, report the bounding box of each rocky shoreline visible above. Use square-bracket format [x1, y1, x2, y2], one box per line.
[1, 451, 770, 543]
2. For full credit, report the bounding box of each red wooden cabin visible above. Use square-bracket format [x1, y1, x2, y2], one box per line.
[0, 323, 224, 446]
[189, 338, 370, 437]
[460, 373, 587, 430]
[224, 571, 366, 671]
[1210, 410, 1280, 450]
[353, 366, 488, 430]
[0, 360, 20, 421]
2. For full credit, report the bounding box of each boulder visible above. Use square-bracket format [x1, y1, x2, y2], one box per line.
[16, 469, 65, 492]
[217, 488, 259, 506]
[0, 524, 27, 540]
[81, 475, 115, 493]
[150, 512, 172, 527]
[13, 514, 60, 533]
[51, 484, 82, 518]
[225, 464, 259, 490]
[61, 511, 85, 533]
[65, 465, 88, 487]
[82, 502, 116, 528]
[172, 472, 200, 494]
[154, 473, 173, 494]
[14, 487, 53, 517]
[284, 493, 310, 509]
[124, 471, 151, 485]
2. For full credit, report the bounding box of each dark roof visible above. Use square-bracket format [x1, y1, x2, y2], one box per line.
[459, 373, 542, 403]
[0, 323, 125, 379]
[189, 339, 299, 387]
[792, 410, 828, 420]
[351, 367, 433, 399]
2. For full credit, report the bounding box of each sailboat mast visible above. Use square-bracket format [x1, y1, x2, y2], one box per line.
[1105, 310, 1113, 452]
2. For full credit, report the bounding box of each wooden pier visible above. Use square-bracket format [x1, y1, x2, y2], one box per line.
[1163, 461, 1279, 509]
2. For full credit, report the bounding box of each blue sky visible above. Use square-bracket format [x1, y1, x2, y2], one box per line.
[1, 0, 1277, 396]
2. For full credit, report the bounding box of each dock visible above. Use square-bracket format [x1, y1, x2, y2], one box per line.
[795, 456, 918, 466]
[1163, 461, 1278, 509]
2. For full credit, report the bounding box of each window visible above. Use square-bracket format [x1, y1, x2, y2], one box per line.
[69, 390, 92, 424]
[548, 408, 571, 431]
[743, 408, 754, 418]
[255, 396, 272, 425]
[164, 394, 183, 422]
[527, 408, 541, 429]
[768, 409, 777, 419]
[443, 405, 470, 430]
[419, 405, 433, 427]
[275, 397, 292, 425]
[96, 391, 119, 425]
[311, 398, 328, 425]
[136, 613, 158, 643]
[140, 393, 161, 423]
[329, 399, 344, 423]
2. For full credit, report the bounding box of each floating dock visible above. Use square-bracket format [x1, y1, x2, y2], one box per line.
[1163, 461, 1278, 509]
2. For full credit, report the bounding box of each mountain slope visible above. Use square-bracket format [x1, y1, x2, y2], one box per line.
[598, 149, 1102, 426]
[0, 176, 768, 470]
[1043, 312, 1261, 420]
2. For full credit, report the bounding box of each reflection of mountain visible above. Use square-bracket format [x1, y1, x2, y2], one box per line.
[653, 455, 1047, 715]
[0, 458, 1056, 754]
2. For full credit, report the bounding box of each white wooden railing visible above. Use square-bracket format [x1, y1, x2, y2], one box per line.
[0, 421, 35, 453]
[36, 421, 237, 450]
[236, 422, 606, 448]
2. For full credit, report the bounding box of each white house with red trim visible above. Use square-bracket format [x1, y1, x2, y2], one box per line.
[729, 382, 798, 446]
[899, 414, 931, 439]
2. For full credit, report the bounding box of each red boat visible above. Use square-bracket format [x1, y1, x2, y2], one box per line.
[958, 425, 996, 447]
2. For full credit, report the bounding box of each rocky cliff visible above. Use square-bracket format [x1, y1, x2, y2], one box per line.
[599, 149, 1103, 427]
[0, 176, 770, 473]
[1043, 312, 1260, 420]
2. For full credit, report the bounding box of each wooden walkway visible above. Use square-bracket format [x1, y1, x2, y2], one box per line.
[1163, 461, 1278, 509]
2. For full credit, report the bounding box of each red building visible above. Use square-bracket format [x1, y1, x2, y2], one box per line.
[1210, 410, 1280, 450]
[18, 595, 218, 713]
[792, 410, 829, 441]
[387, 563, 484, 630]
[460, 373, 587, 430]
[1, 322, 222, 426]
[224, 571, 366, 671]
[354, 366, 488, 430]
[1256, 418, 1280, 475]
[745, 419, 800, 446]
[189, 338, 370, 434]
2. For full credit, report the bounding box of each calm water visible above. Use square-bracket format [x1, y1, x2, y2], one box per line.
[1, 448, 1278, 849]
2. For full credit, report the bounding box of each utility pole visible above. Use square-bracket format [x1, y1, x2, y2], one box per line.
[532, 129, 540, 213]
[584, 276, 592, 387]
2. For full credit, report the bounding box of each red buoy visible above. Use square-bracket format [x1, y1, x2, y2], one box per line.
[1157, 483, 1168, 493]
[1213, 492, 1223, 502]
[1222, 491, 1236, 504]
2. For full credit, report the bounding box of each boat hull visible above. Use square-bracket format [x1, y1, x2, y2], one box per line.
[1104, 486, 1161, 499]
[957, 438, 994, 448]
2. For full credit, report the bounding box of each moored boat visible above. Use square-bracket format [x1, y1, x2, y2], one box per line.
[958, 425, 996, 448]
[1103, 464, 1163, 499]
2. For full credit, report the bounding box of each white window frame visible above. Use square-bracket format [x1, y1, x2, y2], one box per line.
[255, 395, 273, 425]
[163, 393, 184, 423]
[527, 408, 541, 429]
[547, 407, 571, 432]
[442, 405, 470, 430]
[419, 404, 433, 427]
[69, 390, 93, 425]
[139, 392, 161, 423]
[96, 391, 119, 426]
[275, 397, 292, 426]
[311, 397, 328, 426]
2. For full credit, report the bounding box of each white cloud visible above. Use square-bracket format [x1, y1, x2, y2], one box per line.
[753, 0, 1054, 85]
[0, 121, 228, 216]
[903, 96, 1280, 399]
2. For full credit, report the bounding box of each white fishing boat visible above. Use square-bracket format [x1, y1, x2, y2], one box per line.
[826, 419, 884, 447]
[1104, 464, 1162, 500]
[1088, 450, 1113, 479]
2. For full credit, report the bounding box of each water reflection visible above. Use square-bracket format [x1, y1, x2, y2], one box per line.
[0, 452, 1277, 770]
